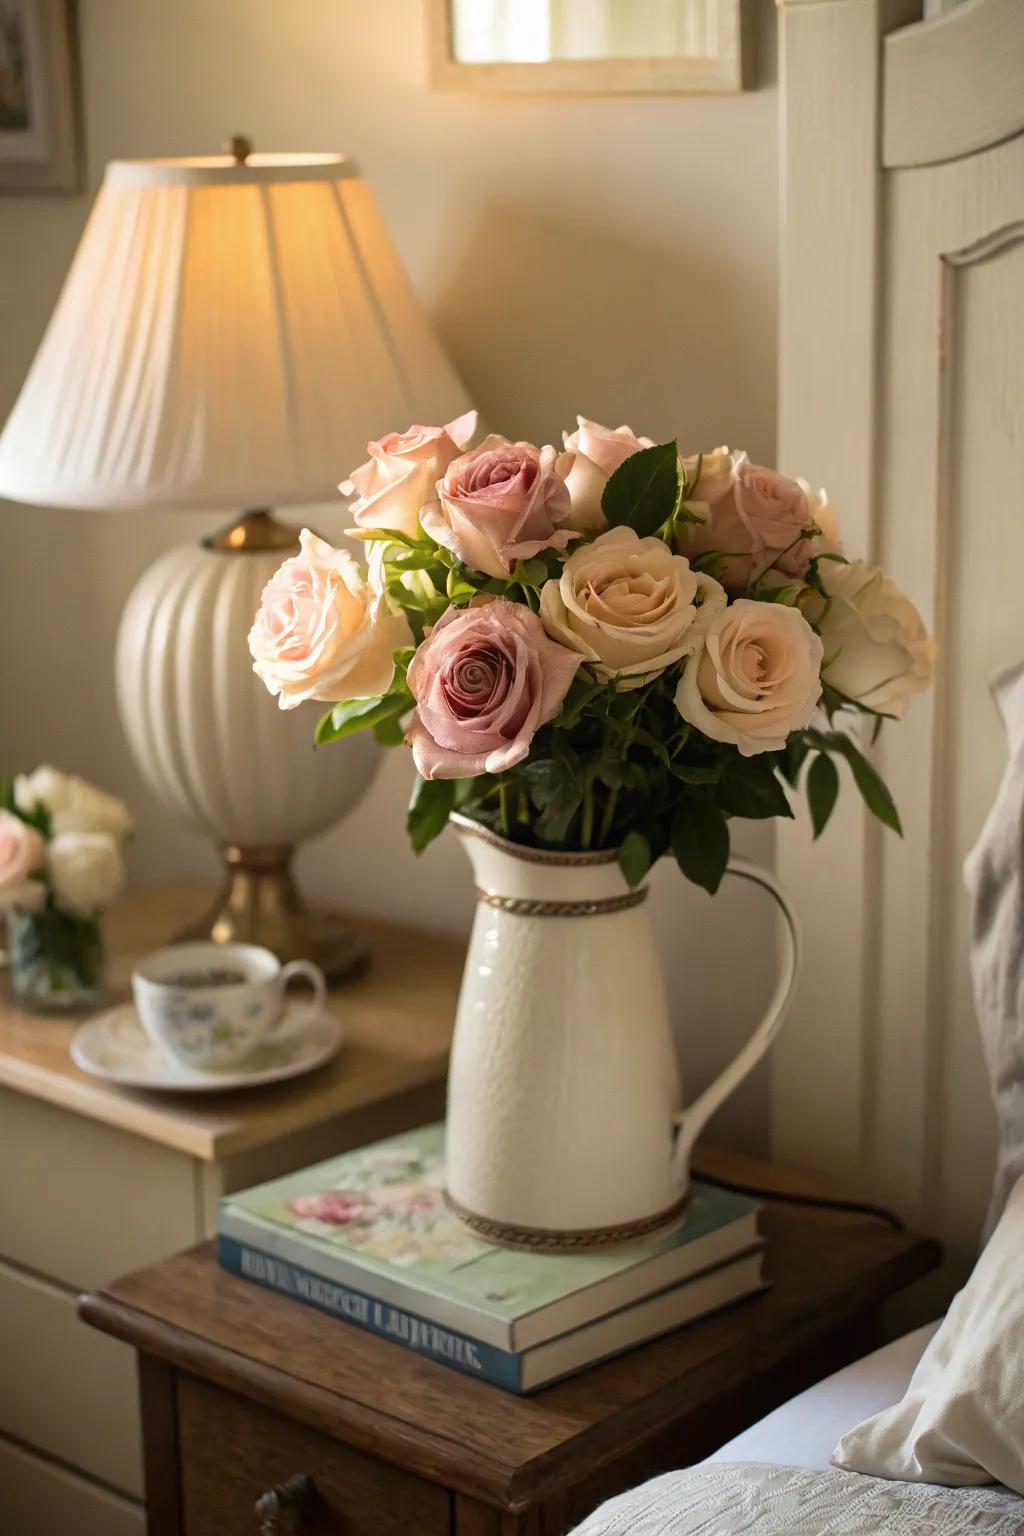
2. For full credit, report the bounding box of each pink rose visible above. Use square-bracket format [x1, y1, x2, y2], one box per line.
[682, 451, 840, 591]
[562, 416, 654, 531]
[0, 810, 45, 913]
[342, 410, 477, 538]
[420, 436, 577, 579]
[249, 529, 411, 709]
[406, 600, 581, 778]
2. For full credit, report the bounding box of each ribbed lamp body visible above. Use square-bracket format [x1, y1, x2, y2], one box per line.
[115, 542, 379, 848]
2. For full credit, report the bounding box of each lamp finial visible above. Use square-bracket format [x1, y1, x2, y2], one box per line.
[224, 135, 252, 163]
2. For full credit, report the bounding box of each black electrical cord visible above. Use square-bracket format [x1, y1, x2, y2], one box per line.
[697, 1172, 906, 1232]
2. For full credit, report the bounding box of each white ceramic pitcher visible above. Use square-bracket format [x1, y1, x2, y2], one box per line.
[444, 813, 801, 1251]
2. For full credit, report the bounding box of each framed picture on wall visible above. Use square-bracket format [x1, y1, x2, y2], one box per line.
[0, 0, 79, 192]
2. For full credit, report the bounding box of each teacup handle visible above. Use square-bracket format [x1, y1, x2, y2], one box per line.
[275, 959, 328, 1025]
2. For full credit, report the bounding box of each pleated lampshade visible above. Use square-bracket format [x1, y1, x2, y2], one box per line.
[0, 152, 469, 511]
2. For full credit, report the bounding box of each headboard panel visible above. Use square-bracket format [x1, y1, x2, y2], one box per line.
[775, 0, 1024, 1285]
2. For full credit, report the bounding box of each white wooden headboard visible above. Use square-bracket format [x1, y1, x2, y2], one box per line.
[775, 0, 1024, 1284]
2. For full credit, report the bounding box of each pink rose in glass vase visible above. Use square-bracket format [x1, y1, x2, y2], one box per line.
[406, 600, 581, 778]
[0, 810, 45, 913]
[343, 410, 478, 538]
[421, 436, 578, 579]
[682, 450, 840, 591]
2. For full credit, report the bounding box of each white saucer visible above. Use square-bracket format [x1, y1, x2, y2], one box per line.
[71, 1002, 344, 1092]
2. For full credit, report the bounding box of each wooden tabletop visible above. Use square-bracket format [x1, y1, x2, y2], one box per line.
[81, 1149, 941, 1514]
[0, 881, 463, 1161]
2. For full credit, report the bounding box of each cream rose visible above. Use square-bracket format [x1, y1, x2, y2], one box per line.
[561, 417, 654, 531]
[48, 832, 125, 917]
[810, 559, 936, 718]
[0, 810, 46, 913]
[540, 526, 726, 689]
[15, 769, 133, 840]
[249, 529, 411, 710]
[342, 411, 478, 538]
[676, 599, 824, 756]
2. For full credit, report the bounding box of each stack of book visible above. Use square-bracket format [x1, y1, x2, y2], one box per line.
[218, 1123, 765, 1393]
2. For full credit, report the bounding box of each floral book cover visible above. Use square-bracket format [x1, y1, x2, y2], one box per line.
[219, 1122, 760, 1341]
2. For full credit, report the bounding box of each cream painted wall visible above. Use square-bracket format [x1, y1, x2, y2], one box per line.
[0, 0, 779, 1150]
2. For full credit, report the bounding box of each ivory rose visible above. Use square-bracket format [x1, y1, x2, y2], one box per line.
[48, 832, 125, 917]
[420, 436, 577, 579]
[0, 810, 45, 913]
[249, 530, 411, 710]
[675, 599, 824, 756]
[682, 451, 840, 591]
[540, 526, 726, 689]
[406, 600, 581, 778]
[16, 767, 133, 840]
[562, 417, 654, 531]
[342, 411, 477, 538]
[810, 559, 936, 717]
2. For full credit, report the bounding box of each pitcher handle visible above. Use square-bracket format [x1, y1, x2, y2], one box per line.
[671, 857, 802, 1181]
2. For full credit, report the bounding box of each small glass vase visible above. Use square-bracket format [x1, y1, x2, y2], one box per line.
[7, 904, 106, 1014]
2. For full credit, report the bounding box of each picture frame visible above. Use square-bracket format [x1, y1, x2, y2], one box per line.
[427, 0, 751, 95]
[0, 0, 79, 192]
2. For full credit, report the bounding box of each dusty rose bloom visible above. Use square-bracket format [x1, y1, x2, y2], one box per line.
[681, 451, 840, 591]
[406, 600, 581, 779]
[420, 435, 577, 579]
[343, 410, 477, 538]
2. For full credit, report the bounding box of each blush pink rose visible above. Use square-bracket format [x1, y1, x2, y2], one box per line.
[562, 416, 654, 531]
[0, 810, 45, 913]
[420, 436, 577, 579]
[249, 529, 411, 709]
[406, 599, 581, 778]
[682, 451, 840, 591]
[342, 410, 478, 538]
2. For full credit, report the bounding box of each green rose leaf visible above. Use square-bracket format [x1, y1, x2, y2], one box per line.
[619, 830, 652, 888]
[601, 440, 681, 539]
[315, 694, 394, 746]
[407, 775, 456, 855]
[717, 758, 793, 820]
[671, 797, 730, 895]
[806, 751, 840, 839]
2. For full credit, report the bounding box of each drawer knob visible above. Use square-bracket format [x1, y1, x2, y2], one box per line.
[255, 1472, 319, 1534]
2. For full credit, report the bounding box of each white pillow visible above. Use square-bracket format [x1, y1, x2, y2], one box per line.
[832, 1174, 1024, 1495]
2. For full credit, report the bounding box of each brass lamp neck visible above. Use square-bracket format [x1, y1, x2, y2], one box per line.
[203, 509, 301, 554]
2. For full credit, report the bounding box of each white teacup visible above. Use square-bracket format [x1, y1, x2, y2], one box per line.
[132, 941, 327, 1072]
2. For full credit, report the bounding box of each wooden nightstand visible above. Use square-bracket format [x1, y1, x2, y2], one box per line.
[81, 1152, 940, 1536]
[0, 882, 462, 1536]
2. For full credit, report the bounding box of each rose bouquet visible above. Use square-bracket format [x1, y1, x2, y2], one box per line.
[249, 414, 935, 894]
[0, 768, 132, 1009]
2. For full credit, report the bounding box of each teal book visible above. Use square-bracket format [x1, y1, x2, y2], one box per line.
[218, 1123, 764, 1390]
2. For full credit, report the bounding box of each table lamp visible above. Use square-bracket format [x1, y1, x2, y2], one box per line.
[0, 139, 471, 977]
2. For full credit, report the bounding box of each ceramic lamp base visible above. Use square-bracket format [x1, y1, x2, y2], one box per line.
[176, 846, 368, 984]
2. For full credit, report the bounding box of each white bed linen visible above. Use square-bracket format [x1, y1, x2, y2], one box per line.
[703, 1322, 940, 1471]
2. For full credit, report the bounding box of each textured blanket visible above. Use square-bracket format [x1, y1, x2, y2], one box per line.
[571, 1462, 1024, 1534]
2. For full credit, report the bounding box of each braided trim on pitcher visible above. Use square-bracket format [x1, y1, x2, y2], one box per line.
[443, 1187, 690, 1251]
[474, 887, 648, 918]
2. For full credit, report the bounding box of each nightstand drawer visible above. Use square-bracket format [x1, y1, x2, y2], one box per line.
[178, 1376, 450, 1536]
[0, 1087, 196, 1289]
[0, 1260, 143, 1496]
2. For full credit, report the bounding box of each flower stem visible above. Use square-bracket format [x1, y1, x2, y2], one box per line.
[498, 780, 511, 837]
[581, 781, 595, 850]
[598, 785, 619, 846]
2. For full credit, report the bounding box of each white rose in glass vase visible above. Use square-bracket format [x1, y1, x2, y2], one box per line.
[14, 765, 73, 820]
[540, 527, 726, 689]
[48, 832, 126, 918]
[676, 598, 824, 756]
[15, 767, 133, 840]
[809, 559, 936, 718]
